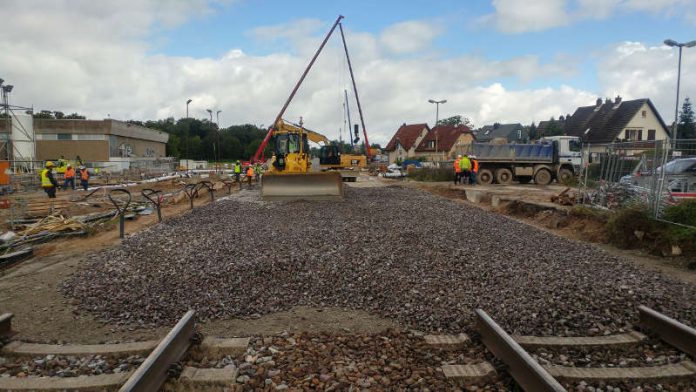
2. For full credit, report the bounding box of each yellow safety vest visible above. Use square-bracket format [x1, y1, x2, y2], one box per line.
[41, 169, 54, 188]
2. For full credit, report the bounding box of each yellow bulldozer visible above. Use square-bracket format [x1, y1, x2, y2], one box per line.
[260, 119, 366, 200]
[252, 15, 371, 201]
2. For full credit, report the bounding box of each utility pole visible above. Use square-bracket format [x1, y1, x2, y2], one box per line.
[185, 99, 192, 172]
[428, 99, 447, 161]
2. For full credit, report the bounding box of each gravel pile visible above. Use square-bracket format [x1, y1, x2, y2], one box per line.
[62, 186, 696, 335]
[198, 330, 500, 391]
[0, 354, 143, 378]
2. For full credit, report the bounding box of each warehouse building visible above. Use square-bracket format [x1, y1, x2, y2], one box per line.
[0, 116, 169, 169]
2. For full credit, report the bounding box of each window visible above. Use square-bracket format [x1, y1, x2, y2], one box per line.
[638, 129, 643, 141]
[428, 140, 435, 149]
[517, 130, 522, 139]
[641, 110, 647, 118]
[569, 139, 582, 152]
[624, 129, 639, 141]
[648, 129, 656, 140]
[57, 133, 72, 140]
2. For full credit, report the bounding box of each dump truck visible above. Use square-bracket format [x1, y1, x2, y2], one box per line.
[472, 136, 582, 185]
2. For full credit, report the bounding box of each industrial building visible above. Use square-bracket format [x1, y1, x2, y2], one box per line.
[0, 116, 169, 171]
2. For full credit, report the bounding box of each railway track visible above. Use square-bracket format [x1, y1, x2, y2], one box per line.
[445, 305, 696, 391]
[1, 305, 694, 390]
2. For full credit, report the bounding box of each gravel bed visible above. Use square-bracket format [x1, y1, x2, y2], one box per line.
[565, 380, 696, 392]
[191, 330, 501, 391]
[0, 354, 143, 378]
[62, 186, 696, 336]
[530, 339, 686, 367]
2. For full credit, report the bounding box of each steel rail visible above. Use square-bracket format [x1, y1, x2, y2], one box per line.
[639, 305, 696, 358]
[119, 310, 196, 392]
[476, 309, 566, 392]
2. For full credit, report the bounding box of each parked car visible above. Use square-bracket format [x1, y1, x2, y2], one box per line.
[380, 164, 405, 178]
[620, 157, 696, 200]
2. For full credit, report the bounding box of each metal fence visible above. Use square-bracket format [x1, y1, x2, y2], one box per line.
[581, 139, 696, 228]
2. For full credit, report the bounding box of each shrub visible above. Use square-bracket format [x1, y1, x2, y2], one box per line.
[606, 204, 656, 249]
[662, 200, 696, 227]
[407, 167, 454, 182]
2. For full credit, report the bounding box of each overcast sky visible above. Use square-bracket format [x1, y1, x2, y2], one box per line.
[1, 0, 695, 144]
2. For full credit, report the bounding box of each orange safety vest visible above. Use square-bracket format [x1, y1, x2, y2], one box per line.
[472, 159, 479, 173]
[80, 169, 90, 181]
[246, 167, 253, 177]
[453, 159, 461, 173]
[64, 167, 75, 179]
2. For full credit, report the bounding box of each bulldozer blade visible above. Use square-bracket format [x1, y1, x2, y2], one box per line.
[261, 172, 344, 201]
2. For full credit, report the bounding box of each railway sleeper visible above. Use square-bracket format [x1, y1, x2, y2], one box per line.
[545, 360, 696, 382]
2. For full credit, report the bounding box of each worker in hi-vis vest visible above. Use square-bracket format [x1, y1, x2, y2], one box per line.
[41, 161, 59, 198]
[63, 164, 76, 190]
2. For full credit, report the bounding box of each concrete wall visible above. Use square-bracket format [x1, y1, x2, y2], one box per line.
[37, 140, 110, 161]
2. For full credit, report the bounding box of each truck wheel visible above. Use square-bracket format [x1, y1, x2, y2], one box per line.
[558, 168, 573, 183]
[517, 176, 532, 184]
[478, 169, 493, 185]
[495, 168, 513, 185]
[534, 168, 552, 185]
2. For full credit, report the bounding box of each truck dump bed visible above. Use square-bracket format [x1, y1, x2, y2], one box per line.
[472, 143, 555, 163]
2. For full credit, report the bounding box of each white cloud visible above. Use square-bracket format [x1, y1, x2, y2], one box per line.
[596, 41, 696, 123]
[486, 0, 696, 34]
[487, 0, 568, 33]
[379, 21, 442, 54]
[7, 2, 688, 147]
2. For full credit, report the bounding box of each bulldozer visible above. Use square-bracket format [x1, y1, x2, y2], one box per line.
[261, 119, 364, 200]
[252, 15, 371, 200]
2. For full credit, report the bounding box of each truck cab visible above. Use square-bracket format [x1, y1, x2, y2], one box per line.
[540, 136, 583, 171]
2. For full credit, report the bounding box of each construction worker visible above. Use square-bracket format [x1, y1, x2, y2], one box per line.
[63, 164, 76, 190]
[245, 165, 254, 189]
[469, 155, 479, 185]
[79, 166, 90, 191]
[453, 155, 462, 185]
[253, 163, 263, 184]
[459, 154, 472, 185]
[233, 160, 242, 184]
[41, 161, 59, 198]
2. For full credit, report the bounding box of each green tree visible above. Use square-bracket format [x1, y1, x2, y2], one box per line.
[544, 117, 563, 137]
[64, 113, 86, 119]
[678, 97, 696, 140]
[528, 122, 538, 140]
[437, 115, 474, 128]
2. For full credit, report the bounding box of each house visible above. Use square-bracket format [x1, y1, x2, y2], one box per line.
[414, 124, 474, 161]
[475, 123, 528, 143]
[384, 123, 430, 164]
[564, 97, 670, 149]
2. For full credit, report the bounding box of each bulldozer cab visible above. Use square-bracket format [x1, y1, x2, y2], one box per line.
[272, 132, 310, 171]
[319, 145, 341, 166]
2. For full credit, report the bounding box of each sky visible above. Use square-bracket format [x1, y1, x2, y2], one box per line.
[1, 0, 696, 145]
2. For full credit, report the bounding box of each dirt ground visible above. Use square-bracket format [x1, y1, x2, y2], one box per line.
[1, 175, 694, 344]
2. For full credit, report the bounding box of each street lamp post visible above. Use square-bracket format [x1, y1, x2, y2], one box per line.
[216, 110, 222, 172]
[428, 99, 447, 161]
[185, 99, 192, 172]
[656, 39, 696, 217]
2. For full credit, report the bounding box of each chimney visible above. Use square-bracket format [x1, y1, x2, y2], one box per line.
[596, 98, 602, 107]
[493, 122, 500, 129]
[614, 95, 622, 104]
[605, 97, 611, 105]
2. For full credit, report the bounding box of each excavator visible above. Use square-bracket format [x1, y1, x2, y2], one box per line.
[252, 15, 371, 200]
